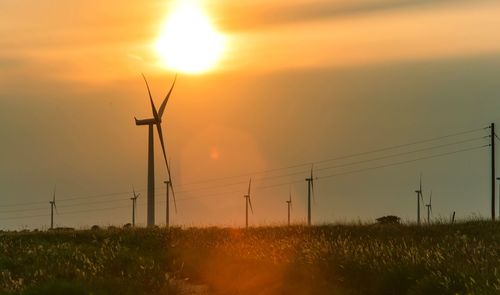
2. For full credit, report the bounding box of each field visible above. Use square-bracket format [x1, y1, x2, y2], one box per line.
[1, 221, 499, 295]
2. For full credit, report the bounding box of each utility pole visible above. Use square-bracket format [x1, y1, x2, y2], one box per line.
[497, 177, 500, 219]
[164, 180, 170, 228]
[491, 123, 496, 221]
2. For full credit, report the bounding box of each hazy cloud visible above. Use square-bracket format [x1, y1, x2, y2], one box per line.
[215, 0, 492, 31]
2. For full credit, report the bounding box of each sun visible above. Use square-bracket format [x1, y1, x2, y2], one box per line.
[155, 0, 226, 74]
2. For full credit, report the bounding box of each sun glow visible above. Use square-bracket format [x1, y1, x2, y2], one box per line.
[156, 0, 226, 74]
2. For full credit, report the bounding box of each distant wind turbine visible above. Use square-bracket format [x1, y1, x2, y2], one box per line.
[49, 185, 57, 230]
[134, 74, 177, 227]
[425, 190, 433, 224]
[286, 188, 292, 226]
[414, 174, 424, 225]
[243, 178, 253, 229]
[164, 161, 177, 228]
[131, 186, 140, 227]
[305, 165, 317, 226]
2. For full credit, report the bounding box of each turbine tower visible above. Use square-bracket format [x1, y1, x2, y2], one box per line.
[243, 178, 253, 229]
[286, 188, 292, 226]
[414, 174, 424, 225]
[49, 185, 57, 230]
[134, 74, 177, 227]
[425, 190, 433, 224]
[131, 186, 140, 227]
[305, 165, 316, 226]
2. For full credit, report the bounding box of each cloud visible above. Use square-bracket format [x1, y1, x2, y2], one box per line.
[214, 0, 492, 31]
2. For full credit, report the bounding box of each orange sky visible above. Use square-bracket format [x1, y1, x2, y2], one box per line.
[1, 0, 500, 229]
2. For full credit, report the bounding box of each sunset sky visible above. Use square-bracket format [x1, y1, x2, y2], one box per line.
[1, 0, 500, 229]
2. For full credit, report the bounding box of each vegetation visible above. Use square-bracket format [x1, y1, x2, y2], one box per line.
[1, 221, 499, 294]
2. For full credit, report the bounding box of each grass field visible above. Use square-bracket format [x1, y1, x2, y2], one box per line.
[1, 221, 499, 294]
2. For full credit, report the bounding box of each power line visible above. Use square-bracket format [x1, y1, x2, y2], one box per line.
[165, 136, 487, 195]
[315, 137, 486, 173]
[0, 127, 488, 213]
[0, 197, 131, 215]
[173, 126, 486, 187]
[317, 145, 489, 180]
[172, 145, 489, 202]
[0, 144, 488, 222]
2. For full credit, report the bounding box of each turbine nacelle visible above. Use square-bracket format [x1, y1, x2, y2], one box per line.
[135, 117, 159, 126]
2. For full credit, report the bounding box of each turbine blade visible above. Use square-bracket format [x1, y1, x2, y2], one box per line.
[312, 179, 316, 204]
[155, 122, 169, 173]
[248, 178, 252, 196]
[170, 181, 177, 214]
[158, 74, 177, 118]
[53, 185, 56, 203]
[142, 74, 160, 122]
[156, 122, 176, 213]
[54, 203, 58, 214]
[248, 197, 253, 214]
[419, 173, 422, 193]
[430, 191, 432, 205]
[167, 158, 177, 214]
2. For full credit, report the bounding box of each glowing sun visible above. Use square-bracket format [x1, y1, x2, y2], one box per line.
[156, 0, 226, 74]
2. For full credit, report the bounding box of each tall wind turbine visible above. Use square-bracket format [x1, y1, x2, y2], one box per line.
[305, 165, 316, 226]
[134, 74, 177, 227]
[243, 178, 253, 229]
[49, 185, 57, 230]
[286, 188, 292, 226]
[131, 186, 140, 227]
[414, 174, 424, 225]
[425, 191, 433, 224]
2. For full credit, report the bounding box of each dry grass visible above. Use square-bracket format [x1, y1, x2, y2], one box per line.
[1, 221, 499, 294]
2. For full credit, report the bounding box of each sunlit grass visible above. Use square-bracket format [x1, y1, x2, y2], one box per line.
[1, 221, 499, 294]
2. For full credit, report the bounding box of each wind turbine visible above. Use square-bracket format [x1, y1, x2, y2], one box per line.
[131, 186, 140, 227]
[286, 188, 292, 226]
[305, 165, 316, 226]
[49, 185, 57, 230]
[425, 190, 433, 224]
[134, 74, 177, 227]
[414, 174, 424, 225]
[164, 161, 177, 228]
[243, 178, 253, 229]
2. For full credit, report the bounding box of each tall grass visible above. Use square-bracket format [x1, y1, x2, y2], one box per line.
[1, 221, 499, 294]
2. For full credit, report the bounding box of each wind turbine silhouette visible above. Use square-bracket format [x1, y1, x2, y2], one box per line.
[134, 74, 177, 227]
[425, 190, 433, 224]
[286, 188, 292, 226]
[131, 186, 140, 227]
[49, 185, 57, 230]
[414, 174, 424, 225]
[305, 165, 317, 226]
[243, 178, 253, 229]
[164, 160, 177, 228]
